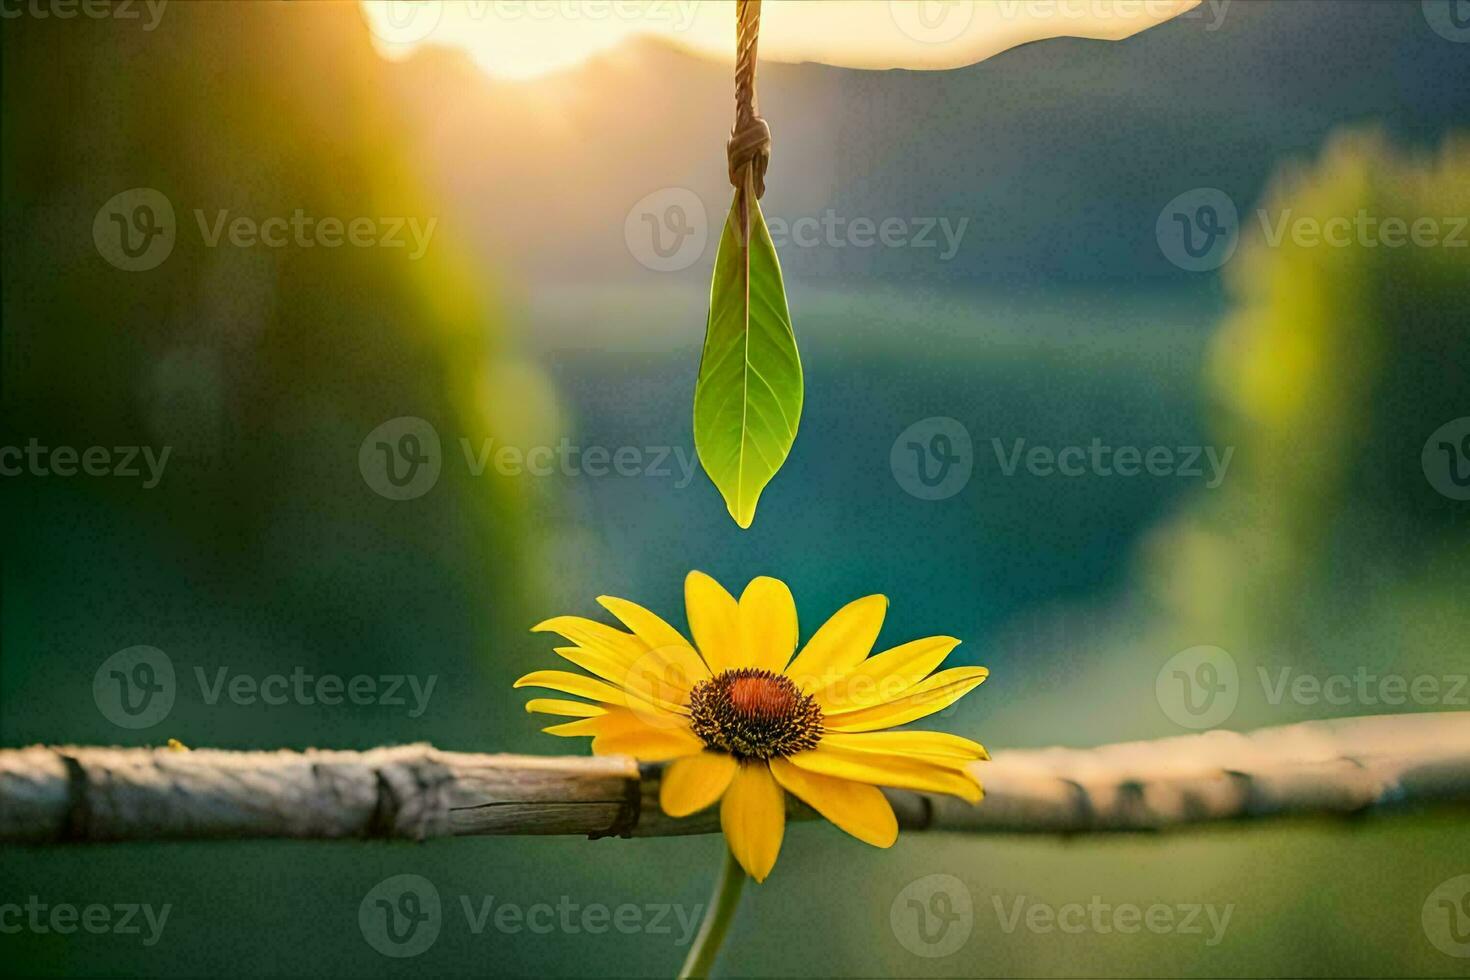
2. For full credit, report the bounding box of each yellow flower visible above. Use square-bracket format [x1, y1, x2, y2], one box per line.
[515, 571, 989, 882]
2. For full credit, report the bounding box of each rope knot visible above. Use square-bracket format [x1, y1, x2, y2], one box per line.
[727, 114, 771, 199]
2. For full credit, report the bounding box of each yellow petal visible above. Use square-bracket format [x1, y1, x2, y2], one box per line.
[598, 595, 713, 687]
[820, 730, 988, 761]
[812, 636, 960, 712]
[552, 647, 688, 713]
[660, 751, 739, 817]
[514, 670, 639, 706]
[592, 726, 706, 762]
[685, 570, 741, 674]
[720, 762, 786, 883]
[787, 744, 983, 803]
[542, 718, 602, 736]
[595, 595, 690, 650]
[542, 708, 672, 739]
[822, 667, 989, 732]
[533, 615, 645, 666]
[769, 757, 897, 847]
[524, 698, 607, 718]
[739, 576, 798, 672]
[784, 594, 887, 692]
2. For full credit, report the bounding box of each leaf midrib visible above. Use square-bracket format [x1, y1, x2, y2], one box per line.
[737, 192, 753, 517]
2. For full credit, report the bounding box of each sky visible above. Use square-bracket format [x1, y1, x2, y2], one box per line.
[359, 0, 1205, 79]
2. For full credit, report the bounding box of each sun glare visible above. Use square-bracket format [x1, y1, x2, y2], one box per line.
[358, 1, 1201, 81]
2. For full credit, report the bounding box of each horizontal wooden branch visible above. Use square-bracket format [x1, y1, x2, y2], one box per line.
[2, 713, 1467, 844]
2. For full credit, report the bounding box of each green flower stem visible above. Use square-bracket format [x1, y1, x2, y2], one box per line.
[677, 847, 746, 979]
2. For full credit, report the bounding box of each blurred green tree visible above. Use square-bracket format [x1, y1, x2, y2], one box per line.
[1142, 131, 1470, 690]
[0, 2, 547, 749]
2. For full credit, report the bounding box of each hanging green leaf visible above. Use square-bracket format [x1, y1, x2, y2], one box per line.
[693, 189, 802, 529]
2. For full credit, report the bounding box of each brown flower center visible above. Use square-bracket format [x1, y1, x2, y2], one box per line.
[688, 668, 823, 760]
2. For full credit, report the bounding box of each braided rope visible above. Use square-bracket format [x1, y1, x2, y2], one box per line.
[727, 0, 771, 202]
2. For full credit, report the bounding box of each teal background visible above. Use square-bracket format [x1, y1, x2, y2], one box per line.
[3, 2, 1469, 977]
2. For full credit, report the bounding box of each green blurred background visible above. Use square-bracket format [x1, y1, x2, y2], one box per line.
[2, 1, 1468, 976]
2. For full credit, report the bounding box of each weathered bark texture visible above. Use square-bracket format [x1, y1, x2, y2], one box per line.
[2, 713, 1466, 844]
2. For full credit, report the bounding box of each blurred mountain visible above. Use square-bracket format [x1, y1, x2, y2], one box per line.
[390, 0, 1470, 289]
